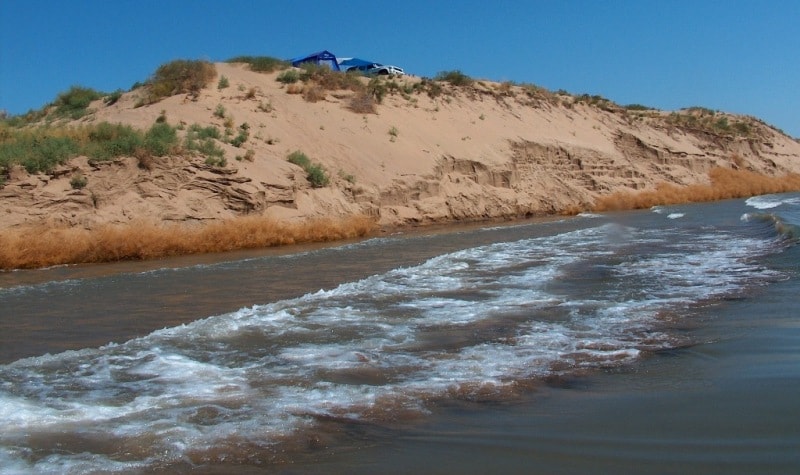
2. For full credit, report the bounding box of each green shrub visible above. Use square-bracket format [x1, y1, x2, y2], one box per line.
[287, 150, 311, 168]
[287, 150, 329, 187]
[424, 80, 443, 99]
[143, 122, 178, 156]
[230, 129, 248, 147]
[227, 56, 290, 73]
[434, 70, 473, 87]
[214, 104, 226, 118]
[185, 124, 224, 159]
[733, 122, 751, 136]
[104, 89, 124, 106]
[205, 155, 227, 167]
[306, 163, 329, 187]
[276, 69, 300, 84]
[217, 75, 229, 89]
[0, 132, 80, 173]
[84, 122, 144, 160]
[714, 117, 731, 132]
[53, 86, 104, 119]
[70, 174, 88, 189]
[367, 78, 387, 103]
[230, 123, 250, 147]
[145, 59, 216, 104]
[187, 123, 221, 140]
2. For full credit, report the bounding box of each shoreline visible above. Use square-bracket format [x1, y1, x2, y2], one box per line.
[3, 62, 800, 270]
[4, 167, 800, 271]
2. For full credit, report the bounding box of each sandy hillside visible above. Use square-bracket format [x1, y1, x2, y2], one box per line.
[2, 61, 800, 230]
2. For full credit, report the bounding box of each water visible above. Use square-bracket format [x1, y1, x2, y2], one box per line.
[1, 194, 799, 474]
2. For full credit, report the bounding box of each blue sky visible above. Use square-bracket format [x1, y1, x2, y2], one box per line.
[2, 0, 798, 137]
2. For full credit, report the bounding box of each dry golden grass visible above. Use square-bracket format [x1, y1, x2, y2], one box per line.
[0, 215, 377, 270]
[594, 167, 800, 211]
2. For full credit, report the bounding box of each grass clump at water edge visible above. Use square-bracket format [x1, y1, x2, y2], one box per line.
[593, 167, 800, 211]
[0, 215, 377, 270]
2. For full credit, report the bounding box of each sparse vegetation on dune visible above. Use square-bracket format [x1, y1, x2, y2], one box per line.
[593, 167, 800, 211]
[137, 59, 217, 106]
[287, 150, 329, 188]
[226, 56, 290, 73]
[0, 215, 377, 270]
[0, 122, 180, 174]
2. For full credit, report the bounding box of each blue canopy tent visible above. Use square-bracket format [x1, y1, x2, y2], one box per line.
[290, 50, 340, 71]
[338, 58, 375, 69]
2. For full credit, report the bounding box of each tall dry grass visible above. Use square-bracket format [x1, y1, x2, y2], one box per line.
[593, 167, 800, 212]
[0, 215, 377, 270]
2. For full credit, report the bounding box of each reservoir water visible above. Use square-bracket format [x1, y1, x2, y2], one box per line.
[1, 194, 799, 473]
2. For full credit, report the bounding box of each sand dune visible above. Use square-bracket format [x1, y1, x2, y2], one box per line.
[2, 61, 799, 267]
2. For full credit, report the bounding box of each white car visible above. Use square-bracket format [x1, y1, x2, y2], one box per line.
[347, 63, 404, 76]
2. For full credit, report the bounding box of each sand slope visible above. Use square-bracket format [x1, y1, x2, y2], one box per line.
[3, 62, 799, 229]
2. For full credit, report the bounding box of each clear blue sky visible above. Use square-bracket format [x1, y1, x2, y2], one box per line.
[2, 0, 798, 137]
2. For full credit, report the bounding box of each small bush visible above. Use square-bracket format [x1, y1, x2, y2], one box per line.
[435, 70, 473, 87]
[188, 137, 224, 159]
[302, 84, 326, 102]
[70, 174, 88, 189]
[104, 89, 124, 106]
[367, 78, 387, 103]
[287, 150, 311, 169]
[185, 123, 225, 159]
[258, 100, 274, 113]
[276, 69, 300, 84]
[285, 83, 304, 94]
[287, 150, 330, 187]
[187, 123, 221, 140]
[348, 91, 376, 113]
[424, 80, 443, 99]
[145, 59, 216, 104]
[227, 56, 290, 73]
[213, 104, 226, 118]
[205, 156, 227, 167]
[83, 122, 144, 160]
[230, 124, 249, 147]
[143, 122, 178, 156]
[217, 75, 229, 89]
[733, 122, 751, 136]
[53, 86, 104, 119]
[0, 133, 80, 173]
[306, 164, 329, 187]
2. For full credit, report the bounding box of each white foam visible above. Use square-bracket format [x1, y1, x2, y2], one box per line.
[0, 221, 784, 471]
[745, 194, 800, 210]
[668, 213, 685, 219]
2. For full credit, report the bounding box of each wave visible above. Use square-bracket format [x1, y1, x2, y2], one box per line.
[0, 221, 786, 472]
[741, 212, 800, 244]
[745, 194, 800, 210]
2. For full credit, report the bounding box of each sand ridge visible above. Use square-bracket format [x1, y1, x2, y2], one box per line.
[2, 62, 799, 231]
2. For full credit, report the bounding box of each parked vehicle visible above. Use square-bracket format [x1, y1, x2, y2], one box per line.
[347, 63, 404, 76]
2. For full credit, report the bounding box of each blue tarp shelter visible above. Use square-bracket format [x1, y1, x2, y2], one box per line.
[290, 50, 340, 71]
[338, 57, 375, 69]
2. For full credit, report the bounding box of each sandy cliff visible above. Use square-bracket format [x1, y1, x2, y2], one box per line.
[2, 62, 799, 231]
